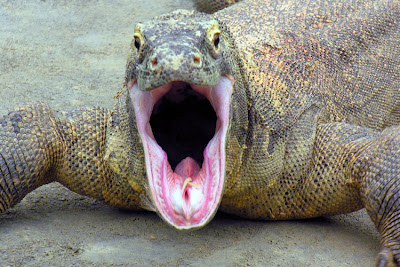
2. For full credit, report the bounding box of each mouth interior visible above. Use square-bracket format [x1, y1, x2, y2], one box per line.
[149, 82, 217, 170]
[130, 75, 232, 229]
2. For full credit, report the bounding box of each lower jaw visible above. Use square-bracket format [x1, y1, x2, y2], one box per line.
[155, 126, 226, 228]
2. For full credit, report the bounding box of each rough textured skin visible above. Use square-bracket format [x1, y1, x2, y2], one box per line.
[1, 0, 400, 265]
[214, 0, 400, 216]
[0, 103, 144, 211]
[193, 0, 241, 13]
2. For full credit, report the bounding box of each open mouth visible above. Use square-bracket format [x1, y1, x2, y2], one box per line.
[128, 76, 233, 229]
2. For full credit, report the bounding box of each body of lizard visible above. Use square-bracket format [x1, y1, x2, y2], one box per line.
[1, 0, 400, 265]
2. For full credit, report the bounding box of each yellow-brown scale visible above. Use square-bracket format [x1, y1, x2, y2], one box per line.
[0, 101, 146, 213]
[1, 0, 400, 265]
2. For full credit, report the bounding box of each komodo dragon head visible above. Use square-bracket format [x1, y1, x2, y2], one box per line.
[121, 10, 248, 229]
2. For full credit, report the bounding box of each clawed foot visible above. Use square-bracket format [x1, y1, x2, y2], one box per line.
[376, 247, 400, 267]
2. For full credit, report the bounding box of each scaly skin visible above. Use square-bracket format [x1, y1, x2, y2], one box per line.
[1, 0, 400, 265]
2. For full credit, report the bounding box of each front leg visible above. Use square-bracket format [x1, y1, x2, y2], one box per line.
[0, 101, 145, 214]
[0, 102, 64, 212]
[356, 126, 400, 266]
[315, 122, 400, 266]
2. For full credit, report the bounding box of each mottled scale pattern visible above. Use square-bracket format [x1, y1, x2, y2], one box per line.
[104, 90, 148, 209]
[0, 102, 63, 212]
[1, 0, 400, 265]
[215, 0, 400, 219]
[0, 102, 145, 212]
[125, 10, 230, 91]
[211, 1, 400, 264]
[192, 0, 241, 13]
[358, 126, 400, 263]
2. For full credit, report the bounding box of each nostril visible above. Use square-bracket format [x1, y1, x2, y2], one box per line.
[151, 58, 158, 67]
[193, 55, 201, 65]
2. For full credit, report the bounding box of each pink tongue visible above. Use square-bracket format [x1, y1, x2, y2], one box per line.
[174, 157, 201, 177]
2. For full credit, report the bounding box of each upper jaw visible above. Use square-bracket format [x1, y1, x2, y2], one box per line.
[128, 75, 234, 229]
[135, 56, 221, 92]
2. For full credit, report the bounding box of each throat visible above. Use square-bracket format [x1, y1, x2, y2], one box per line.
[149, 83, 217, 169]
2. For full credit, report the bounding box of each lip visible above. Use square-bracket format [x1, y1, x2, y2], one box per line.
[128, 75, 234, 229]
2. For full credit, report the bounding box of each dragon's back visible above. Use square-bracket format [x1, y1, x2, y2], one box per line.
[216, 0, 400, 132]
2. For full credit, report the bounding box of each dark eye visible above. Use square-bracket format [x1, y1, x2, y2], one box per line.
[134, 36, 141, 50]
[213, 33, 220, 49]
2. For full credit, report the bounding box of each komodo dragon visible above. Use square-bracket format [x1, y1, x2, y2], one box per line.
[1, 0, 400, 265]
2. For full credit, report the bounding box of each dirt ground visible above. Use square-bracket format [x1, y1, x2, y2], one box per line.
[0, 1, 380, 266]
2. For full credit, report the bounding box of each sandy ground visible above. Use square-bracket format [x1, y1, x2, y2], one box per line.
[0, 1, 380, 266]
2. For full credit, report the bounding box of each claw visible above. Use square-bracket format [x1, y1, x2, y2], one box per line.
[376, 248, 397, 267]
